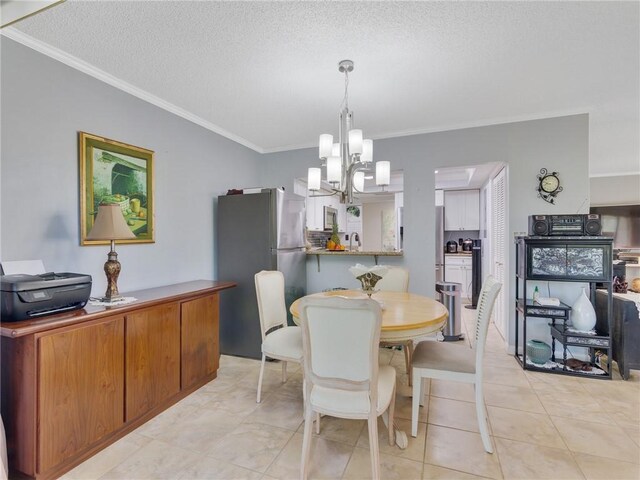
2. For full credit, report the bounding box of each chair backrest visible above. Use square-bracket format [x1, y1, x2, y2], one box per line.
[375, 267, 409, 292]
[255, 270, 287, 340]
[473, 275, 502, 365]
[298, 296, 382, 398]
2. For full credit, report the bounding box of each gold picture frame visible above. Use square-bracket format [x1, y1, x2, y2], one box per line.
[79, 132, 155, 245]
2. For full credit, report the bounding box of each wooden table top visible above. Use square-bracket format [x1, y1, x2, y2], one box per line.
[1, 280, 236, 338]
[290, 290, 448, 333]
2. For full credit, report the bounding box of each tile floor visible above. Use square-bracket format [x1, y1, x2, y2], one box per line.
[62, 307, 640, 479]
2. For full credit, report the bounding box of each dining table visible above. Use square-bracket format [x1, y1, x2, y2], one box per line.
[290, 289, 449, 448]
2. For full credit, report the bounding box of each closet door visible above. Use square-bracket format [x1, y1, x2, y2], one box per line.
[491, 168, 507, 337]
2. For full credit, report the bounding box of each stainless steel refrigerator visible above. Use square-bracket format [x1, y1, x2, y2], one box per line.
[435, 206, 445, 282]
[217, 188, 307, 359]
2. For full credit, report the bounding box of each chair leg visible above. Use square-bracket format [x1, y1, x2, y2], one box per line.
[420, 378, 428, 407]
[256, 354, 266, 403]
[411, 370, 421, 437]
[282, 361, 287, 383]
[367, 414, 380, 480]
[387, 383, 396, 446]
[404, 342, 413, 386]
[315, 412, 320, 434]
[300, 404, 314, 480]
[474, 381, 493, 453]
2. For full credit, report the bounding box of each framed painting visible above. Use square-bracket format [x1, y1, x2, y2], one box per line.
[79, 132, 154, 245]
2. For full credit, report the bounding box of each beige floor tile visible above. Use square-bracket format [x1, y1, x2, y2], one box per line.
[623, 425, 640, 447]
[265, 432, 353, 479]
[525, 371, 591, 394]
[483, 382, 545, 414]
[206, 422, 294, 473]
[573, 452, 640, 480]
[61, 433, 152, 480]
[425, 425, 502, 479]
[276, 371, 305, 400]
[394, 389, 429, 423]
[245, 392, 304, 431]
[135, 403, 199, 439]
[422, 464, 489, 479]
[143, 406, 244, 453]
[427, 396, 489, 434]
[342, 446, 423, 479]
[481, 366, 531, 388]
[487, 406, 565, 448]
[356, 417, 427, 463]
[99, 439, 203, 479]
[237, 366, 296, 399]
[482, 352, 522, 371]
[298, 415, 366, 447]
[552, 416, 640, 463]
[495, 437, 583, 479]
[201, 383, 265, 416]
[537, 389, 616, 425]
[177, 455, 262, 480]
[430, 379, 476, 403]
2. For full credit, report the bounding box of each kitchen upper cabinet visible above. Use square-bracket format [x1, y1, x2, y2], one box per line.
[306, 194, 346, 232]
[444, 190, 480, 231]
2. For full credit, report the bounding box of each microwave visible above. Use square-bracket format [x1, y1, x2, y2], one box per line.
[323, 206, 337, 230]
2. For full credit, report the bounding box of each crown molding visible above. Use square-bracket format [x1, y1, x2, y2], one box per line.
[1, 27, 265, 153]
[261, 110, 592, 154]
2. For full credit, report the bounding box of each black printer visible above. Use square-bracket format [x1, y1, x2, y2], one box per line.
[0, 272, 92, 322]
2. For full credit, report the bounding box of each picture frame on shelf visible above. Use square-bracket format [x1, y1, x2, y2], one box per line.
[79, 132, 154, 245]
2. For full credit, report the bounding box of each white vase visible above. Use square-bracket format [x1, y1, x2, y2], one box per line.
[571, 287, 596, 331]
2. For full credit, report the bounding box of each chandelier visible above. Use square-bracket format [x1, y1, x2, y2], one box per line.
[307, 60, 390, 204]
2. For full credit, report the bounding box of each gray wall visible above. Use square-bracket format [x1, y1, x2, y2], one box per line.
[261, 115, 591, 348]
[1, 38, 592, 350]
[0, 39, 262, 295]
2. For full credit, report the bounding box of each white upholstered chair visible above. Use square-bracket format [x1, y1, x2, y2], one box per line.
[298, 296, 396, 480]
[254, 270, 303, 403]
[411, 275, 502, 453]
[376, 267, 414, 382]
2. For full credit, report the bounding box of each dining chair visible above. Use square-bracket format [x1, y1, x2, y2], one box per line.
[410, 275, 502, 453]
[298, 296, 396, 480]
[254, 270, 303, 403]
[376, 267, 414, 383]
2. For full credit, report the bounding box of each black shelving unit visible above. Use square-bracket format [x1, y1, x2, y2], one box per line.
[514, 236, 613, 379]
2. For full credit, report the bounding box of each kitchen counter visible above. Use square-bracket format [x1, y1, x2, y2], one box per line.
[306, 249, 403, 271]
[445, 252, 472, 256]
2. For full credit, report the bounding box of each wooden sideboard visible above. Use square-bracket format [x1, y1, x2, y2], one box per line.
[1, 280, 235, 479]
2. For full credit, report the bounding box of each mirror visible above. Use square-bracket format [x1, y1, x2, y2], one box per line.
[295, 170, 403, 252]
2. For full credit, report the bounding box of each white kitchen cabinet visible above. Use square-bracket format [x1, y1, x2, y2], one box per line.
[444, 255, 473, 301]
[444, 190, 480, 231]
[306, 195, 326, 231]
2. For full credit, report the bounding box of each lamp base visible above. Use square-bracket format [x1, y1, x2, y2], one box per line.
[103, 243, 122, 301]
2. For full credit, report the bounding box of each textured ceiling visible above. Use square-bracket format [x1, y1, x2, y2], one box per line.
[6, 1, 640, 174]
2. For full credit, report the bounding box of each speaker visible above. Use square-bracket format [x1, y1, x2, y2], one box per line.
[584, 214, 602, 236]
[528, 215, 549, 235]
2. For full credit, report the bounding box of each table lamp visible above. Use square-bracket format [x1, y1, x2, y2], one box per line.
[86, 203, 136, 302]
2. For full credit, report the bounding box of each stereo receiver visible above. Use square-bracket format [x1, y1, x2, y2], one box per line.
[528, 214, 601, 236]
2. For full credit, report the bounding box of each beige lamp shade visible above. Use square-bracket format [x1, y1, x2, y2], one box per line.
[87, 204, 136, 241]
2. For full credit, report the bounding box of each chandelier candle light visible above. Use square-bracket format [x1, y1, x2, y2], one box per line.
[308, 60, 391, 204]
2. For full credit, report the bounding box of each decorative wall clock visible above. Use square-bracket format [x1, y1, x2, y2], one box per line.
[536, 168, 562, 204]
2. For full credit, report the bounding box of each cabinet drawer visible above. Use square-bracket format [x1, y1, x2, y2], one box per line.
[445, 256, 472, 266]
